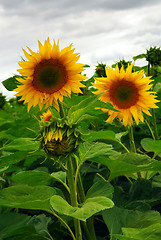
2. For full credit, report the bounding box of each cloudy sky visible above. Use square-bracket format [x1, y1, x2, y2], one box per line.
[1, 0, 161, 98]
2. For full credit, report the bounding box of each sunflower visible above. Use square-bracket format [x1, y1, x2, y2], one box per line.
[14, 38, 86, 111]
[93, 64, 159, 126]
[41, 123, 78, 156]
[41, 109, 52, 122]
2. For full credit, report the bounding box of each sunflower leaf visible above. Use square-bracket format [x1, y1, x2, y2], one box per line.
[68, 93, 103, 124]
[0, 138, 39, 152]
[141, 138, 161, 156]
[50, 195, 114, 221]
[2, 75, 23, 91]
[0, 185, 56, 212]
[133, 54, 147, 61]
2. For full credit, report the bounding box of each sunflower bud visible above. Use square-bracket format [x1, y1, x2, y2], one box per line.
[146, 46, 161, 66]
[40, 120, 79, 156]
[95, 63, 106, 77]
[111, 59, 132, 71]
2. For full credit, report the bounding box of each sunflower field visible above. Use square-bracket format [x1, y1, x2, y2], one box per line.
[1, 39, 161, 240]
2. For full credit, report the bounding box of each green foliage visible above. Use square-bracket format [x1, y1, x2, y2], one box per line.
[0, 185, 56, 211]
[50, 195, 114, 221]
[0, 93, 6, 109]
[1, 46, 161, 240]
[2, 75, 23, 91]
[103, 206, 161, 239]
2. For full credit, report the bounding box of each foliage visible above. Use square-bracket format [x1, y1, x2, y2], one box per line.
[1, 46, 161, 240]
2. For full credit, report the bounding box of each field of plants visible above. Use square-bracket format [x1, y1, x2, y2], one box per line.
[1, 39, 161, 240]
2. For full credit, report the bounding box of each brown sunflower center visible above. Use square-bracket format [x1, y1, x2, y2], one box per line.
[32, 59, 68, 94]
[109, 80, 139, 109]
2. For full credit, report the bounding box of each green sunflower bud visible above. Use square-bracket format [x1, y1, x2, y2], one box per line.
[146, 46, 161, 66]
[95, 63, 106, 77]
[40, 120, 79, 156]
[112, 59, 132, 71]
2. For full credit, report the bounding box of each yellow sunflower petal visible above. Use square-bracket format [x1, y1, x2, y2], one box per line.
[14, 38, 86, 112]
[93, 64, 159, 126]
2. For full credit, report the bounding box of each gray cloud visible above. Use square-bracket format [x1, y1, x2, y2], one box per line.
[1, 0, 161, 98]
[1, 0, 161, 18]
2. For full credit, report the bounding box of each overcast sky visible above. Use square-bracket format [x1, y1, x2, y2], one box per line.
[1, 0, 161, 98]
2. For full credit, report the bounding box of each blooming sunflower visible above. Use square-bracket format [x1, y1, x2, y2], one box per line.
[14, 38, 86, 111]
[41, 109, 52, 122]
[93, 64, 159, 126]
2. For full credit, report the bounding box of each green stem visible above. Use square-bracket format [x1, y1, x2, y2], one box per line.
[128, 126, 141, 179]
[67, 156, 82, 240]
[151, 108, 159, 140]
[147, 62, 159, 140]
[48, 208, 76, 240]
[58, 101, 66, 118]
[116, 140, 130, 152]
[128, 125, 136, 153]
[73, 157, 96, 240]
[144, 119, 155, 140]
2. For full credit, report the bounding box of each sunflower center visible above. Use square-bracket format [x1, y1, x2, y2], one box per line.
[32, 59, 68, 94]
[109, 80, 139, 109]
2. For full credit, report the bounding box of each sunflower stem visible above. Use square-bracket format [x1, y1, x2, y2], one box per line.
[128, 126, 142, 179]
[144, 119, 156, 140]
[48, 208, 76, 240]
[67, 156, 82, 240]
[58, 101, 66, 118]
[151, 108, 159, 140]
[73, 157, 96, 240]
[128, 125, 136, 153]
[147, 62, 159, 140]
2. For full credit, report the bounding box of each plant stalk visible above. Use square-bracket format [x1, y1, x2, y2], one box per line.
[151, 108, 159, 140]
[73, 157, 97, 240]
[58, 101, 66, 118]
[147, 62, 159, 140]
[128, 125, 136, 153]
[67, 156, 82, 240]
[128, 125, 141, 179]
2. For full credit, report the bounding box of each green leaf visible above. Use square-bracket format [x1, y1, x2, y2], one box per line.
[0, 212, 31, 238]
[2, 75, 22, 91]
[51, 171, 66, 184]
[133, 54, 147, 61]
[0, 151, 45, 169]
[80, 130, 116, 142]
[0, 185, 56, 211]
[114, 236, 137, 240]
[78, 141, 113, 164]
[2, 226, 47, 240]
[88, 153, 161, 181]
[0, 131, 16, 140]
[50, 195, 114, 221]
[68, 93, 103, 124]
[27, 214, 51, 235]
[141, 138, 161, 156]
[120, 223, 161, 240]
[86, 179, 114, 199]
[102, 206, 161, 239]
[12, 170, 52, 186]
[0, 138, 39, 152]
[0, 152, 26, 168]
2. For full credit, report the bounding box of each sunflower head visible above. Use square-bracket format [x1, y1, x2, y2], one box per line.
[111, 59, 132, 71]
[146, 46, 161, 66]
[41, 109, 52, 122]
[14, 38, 86, 111]
[95, 63, 106, 77]
[40, 119, 79, 156]
[93, 64, 159, 126]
